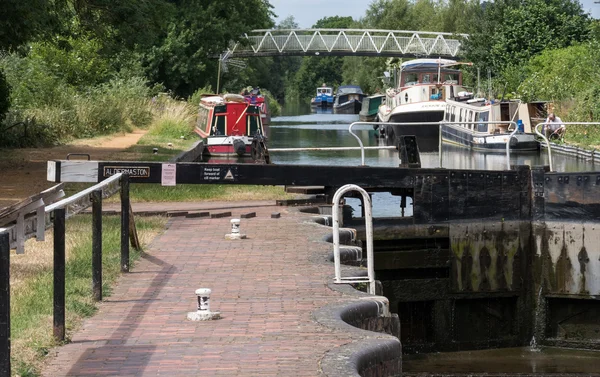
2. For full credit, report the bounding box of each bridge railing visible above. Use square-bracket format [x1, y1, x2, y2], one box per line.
[228, 29, 467, 58]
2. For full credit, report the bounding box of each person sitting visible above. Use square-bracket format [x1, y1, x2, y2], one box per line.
[544, 113, 565, 140]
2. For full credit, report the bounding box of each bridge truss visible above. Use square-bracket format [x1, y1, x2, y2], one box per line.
[226, 29, 467, 58]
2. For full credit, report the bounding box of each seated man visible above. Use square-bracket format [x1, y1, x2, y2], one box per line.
[544, 113, 565, 140]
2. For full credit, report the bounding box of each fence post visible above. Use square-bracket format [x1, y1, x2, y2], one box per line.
[0, 232, 10, 377]
[91, 190, 102, 301]
[120, 174, 130, 273]
[53, 208, 66, 341]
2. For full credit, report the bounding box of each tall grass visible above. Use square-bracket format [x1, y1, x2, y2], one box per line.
[148, 95, 196, 139]
[0, 51, 154, 147]
[10, 215, 167, 376]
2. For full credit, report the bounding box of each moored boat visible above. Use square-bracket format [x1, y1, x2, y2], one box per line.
[442, 98, 545, 152]
[359, 94, 385, 122]
[333, 85, 365, 114]
[195, 94, 269, 160]
[377, 58, 468, 151]
[310, 85, 334, 108]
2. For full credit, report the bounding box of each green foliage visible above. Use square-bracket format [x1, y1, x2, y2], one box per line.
[144, 0, 274, 97]
[0, 49, 153, 146]
[464, 0, 591, 93]
[0, 69, 10, 123]
[188, 85, 215, 106]
[518, 43, 600, 103]
[30, 36, 112, 88]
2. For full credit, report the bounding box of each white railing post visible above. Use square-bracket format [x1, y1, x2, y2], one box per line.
[332, 184, 375, 295]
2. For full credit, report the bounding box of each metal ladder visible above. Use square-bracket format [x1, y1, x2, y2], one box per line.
[332, 184, 375, 295]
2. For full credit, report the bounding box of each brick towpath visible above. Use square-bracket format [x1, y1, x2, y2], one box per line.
[42, 202, 357, 377]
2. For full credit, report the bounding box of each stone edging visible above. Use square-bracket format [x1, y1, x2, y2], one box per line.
[542, 142, 600, 162]
[298, 209, 402, 377]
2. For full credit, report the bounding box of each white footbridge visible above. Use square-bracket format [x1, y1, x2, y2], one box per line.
[226, 29, 467, 58]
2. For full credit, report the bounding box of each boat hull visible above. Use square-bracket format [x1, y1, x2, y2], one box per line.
[442, 123, 540, 152]
[334, 99, 362, 114]
[382, 107, 445, 152]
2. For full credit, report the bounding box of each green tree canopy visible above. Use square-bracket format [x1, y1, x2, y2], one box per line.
[145, 0, 274, 97]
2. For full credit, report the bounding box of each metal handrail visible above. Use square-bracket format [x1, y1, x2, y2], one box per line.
[350, 121, 443, 166]
[272, 120, 524, 168]
[534, 122, 600, 172]
[332, 184, 375, 295]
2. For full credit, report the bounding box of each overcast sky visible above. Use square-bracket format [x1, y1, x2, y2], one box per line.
[270, 0, 600, 28]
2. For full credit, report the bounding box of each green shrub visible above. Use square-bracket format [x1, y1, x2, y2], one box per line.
[188, 85, 214, 106]
[0, 68, 10, 123]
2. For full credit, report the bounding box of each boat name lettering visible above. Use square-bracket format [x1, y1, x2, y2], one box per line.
[203, 167, 222, 181]
[103, 166, 150, 178]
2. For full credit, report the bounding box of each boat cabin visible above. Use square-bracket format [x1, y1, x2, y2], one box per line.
[387, 59, 466, 108]
[196, 96, 264, 139]
[444, 99, 543, 134]
[316, 87, 333, 96]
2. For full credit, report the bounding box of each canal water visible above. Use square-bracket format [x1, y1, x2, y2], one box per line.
[270, 106, 600, 375]
[270, 108, 598, 218]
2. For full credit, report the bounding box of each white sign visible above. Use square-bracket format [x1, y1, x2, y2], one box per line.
[161, 164, 177, 186]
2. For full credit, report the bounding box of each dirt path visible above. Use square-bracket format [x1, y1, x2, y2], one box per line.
[0, 130, 147, 209]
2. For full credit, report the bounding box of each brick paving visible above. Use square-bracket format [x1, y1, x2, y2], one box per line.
[42, 202, 356, 377]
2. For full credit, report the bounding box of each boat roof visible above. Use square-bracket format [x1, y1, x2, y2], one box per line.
[401, 58, 457, 70]
[337, 85, 363, 94]
[201, 96, 224, 105]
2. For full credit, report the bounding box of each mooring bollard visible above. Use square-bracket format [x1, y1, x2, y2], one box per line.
[225, 218, 246, 240]
[187, 288, 221, 321]
[196, 288, 211, 312]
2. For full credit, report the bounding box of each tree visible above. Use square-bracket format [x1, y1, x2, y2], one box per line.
[464, 0, 591, 86]
[0, 70, 9, 123]
[145, 0, 274, 97]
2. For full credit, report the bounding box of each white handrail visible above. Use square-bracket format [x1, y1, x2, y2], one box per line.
[332, 184, 375, 295]
[534, 122, 600, 172]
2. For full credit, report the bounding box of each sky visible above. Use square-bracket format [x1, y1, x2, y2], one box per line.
[270, 0, 600, 28]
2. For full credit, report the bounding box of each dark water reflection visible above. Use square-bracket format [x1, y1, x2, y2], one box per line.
[404, 346, 600, 375]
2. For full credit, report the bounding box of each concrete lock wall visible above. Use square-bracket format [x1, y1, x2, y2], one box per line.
[353, 167, 600, 353]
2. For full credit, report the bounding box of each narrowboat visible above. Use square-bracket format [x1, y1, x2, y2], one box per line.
[442, 99, 545, 152]
[359, 94, 385, 122]
[311, 85, 335, 108]
[195, 94, 268, 159]
[333, 85, 365, 114]
[377, 58, 469, 151]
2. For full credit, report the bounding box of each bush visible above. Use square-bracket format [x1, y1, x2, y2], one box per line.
[0, 68, 9, 123]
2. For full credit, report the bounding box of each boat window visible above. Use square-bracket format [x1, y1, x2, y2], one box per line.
[444, 73, 459, 84]
[422, 74, 431, 83]
[477, 111, 489, 132]
[404, 73, 418, 86]
[248, 114, 261, 136]
[213, 114, 226, 135]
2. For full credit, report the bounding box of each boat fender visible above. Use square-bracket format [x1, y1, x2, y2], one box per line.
[223, 93, 246, 103]
[509, 136, 518, 147]
[233, 138, 246, 156]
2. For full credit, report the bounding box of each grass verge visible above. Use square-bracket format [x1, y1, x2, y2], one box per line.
[10, 214, 168, 377]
